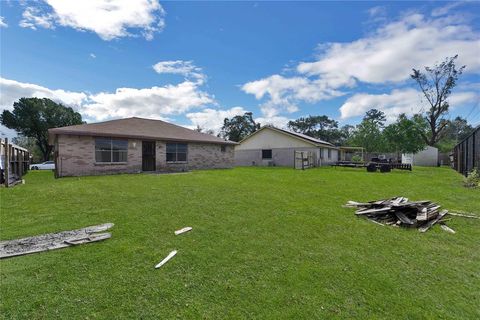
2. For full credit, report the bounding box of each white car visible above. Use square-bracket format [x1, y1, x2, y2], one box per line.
[30, 161, 55, 170]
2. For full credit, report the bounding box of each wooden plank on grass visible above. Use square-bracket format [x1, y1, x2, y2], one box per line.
[174, 227, 192, 235]
[355, 207, 392, 215]
[418, 210, 448, 233]
[0, 223, 114, 259]
[448, 212, 480, 219]
[394, 211, 415, 225]
[155, 250, 177, 269]
[64, 233, 111, 245]
[440, 224, 456, 234]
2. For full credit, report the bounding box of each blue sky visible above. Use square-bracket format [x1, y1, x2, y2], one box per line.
[1, 1, 479, 138]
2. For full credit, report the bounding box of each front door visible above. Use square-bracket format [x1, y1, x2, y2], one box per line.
[142, 141, 156, 171]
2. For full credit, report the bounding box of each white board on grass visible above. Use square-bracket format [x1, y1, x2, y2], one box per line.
[155, 250, 177, 269]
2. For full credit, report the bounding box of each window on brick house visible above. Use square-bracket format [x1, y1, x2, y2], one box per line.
[166, 143, 188, 162]
[95, 138, 128, 163]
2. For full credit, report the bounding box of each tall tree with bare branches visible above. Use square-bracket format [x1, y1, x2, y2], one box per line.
[411, 55, 465, 146]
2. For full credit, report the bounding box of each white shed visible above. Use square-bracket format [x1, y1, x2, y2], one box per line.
[402, 146, 438, 167]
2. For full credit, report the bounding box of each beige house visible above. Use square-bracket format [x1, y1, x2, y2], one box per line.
[235, 126, 338, 167]
[48, 117, 236, 177]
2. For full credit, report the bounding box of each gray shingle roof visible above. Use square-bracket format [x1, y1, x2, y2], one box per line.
[273, 127, 334, 146]
[48, 117, 236, 145]
[240, 126, 335, 147]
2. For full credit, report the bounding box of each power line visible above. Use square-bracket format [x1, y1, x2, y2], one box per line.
[464, 104, 478, 120]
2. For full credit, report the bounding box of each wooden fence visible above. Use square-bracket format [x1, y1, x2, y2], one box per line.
[452, 126, 479, 176]
[1, 138, 30, 187]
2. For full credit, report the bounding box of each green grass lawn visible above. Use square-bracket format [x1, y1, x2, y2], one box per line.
[1, 167, 479, 319]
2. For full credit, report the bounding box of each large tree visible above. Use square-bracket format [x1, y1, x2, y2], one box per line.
[383, 114, 426, 155]
[363, 109, 386, 128]
[349, 109, 389, 152]
[443, 116, 474, 142]
[338, 124, 356, 145]
[287, 115, 341, 143]
[219, 112, 260, 142]
[1, 97, 83, 161]
[411, 55, 465, 146]
[350, 119, 386, 153]
[435, 116, 474, 153]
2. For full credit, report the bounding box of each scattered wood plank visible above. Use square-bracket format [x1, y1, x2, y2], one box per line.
[155, 250, 177, 269]
[355, 207, 392, 215]
[440, 224, 456, 234]
[174, 227, 192, 235]
[394, 211, 415, 225]
[369, 219, 385, 227]
[0, 223, 114, 259]
[418, 210, 448, 233]
[64, 233, 111, 245]
[448, 212, 480, 219]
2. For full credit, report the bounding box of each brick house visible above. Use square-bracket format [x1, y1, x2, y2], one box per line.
[48, 117, 236, 177]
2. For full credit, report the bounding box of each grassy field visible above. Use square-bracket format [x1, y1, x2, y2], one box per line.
[1, 167, 479, 319]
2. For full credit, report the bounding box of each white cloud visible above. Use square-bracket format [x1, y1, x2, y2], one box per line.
[185, 107, 290, 133]
[255, 116, 290, 129]
[186, 107, 247, 133]
[368, 6, 386, 17]
[242, 11, 480, 122]
[83, 81, 214, 121]
[0, 77, 215, 123]
[19, 0, 166, 40]
[89, 53, 96, 59]
[366, 6, 388, 24]
[19, 7, 55, 30]
[339, 88, 480, 121]
[0, 78, 88, 110]
[153, 60, 205, 83]
[431, 2, 466, 17]
[297, 13, 480, 85]
[242, 74, 344, 117]
[0, 16, 8, 28]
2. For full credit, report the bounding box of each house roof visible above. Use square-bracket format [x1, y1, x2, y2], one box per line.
[48, 117, 236, 145]
[239, 126, 336, 148]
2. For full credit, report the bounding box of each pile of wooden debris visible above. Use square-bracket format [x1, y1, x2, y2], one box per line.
[344, 197, 455, 233]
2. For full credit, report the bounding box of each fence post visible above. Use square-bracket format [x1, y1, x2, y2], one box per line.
[4, 138, 9, 187]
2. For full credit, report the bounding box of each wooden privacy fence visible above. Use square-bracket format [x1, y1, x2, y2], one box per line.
[452, 126, 479, 176]
[1, 138, 30, 187]
[294, 151, 314, 170]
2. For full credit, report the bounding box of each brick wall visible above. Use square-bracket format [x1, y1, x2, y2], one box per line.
[155, 141, 234, 172]
[55, 134, 234, 177]
[56, 135, 142, 177]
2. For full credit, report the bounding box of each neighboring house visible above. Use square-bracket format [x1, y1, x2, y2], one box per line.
[402, 146, 439, 167]
[48, 117, 236, 177]
[235, 126, 338, 167]
[452, 125, 479, 176]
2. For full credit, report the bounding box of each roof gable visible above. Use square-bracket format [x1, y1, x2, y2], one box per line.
[237, 126, 335, 149]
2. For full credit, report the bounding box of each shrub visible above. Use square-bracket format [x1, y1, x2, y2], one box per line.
[464, 169, 480, 188]
[351, 155, 363, 163]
